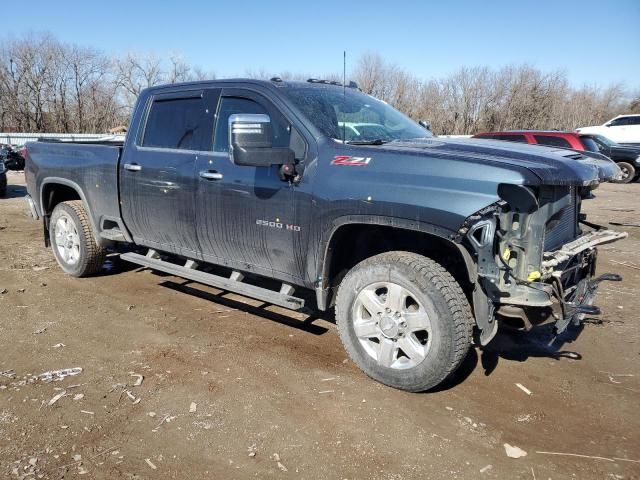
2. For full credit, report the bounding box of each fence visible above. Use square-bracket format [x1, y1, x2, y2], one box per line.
[0, 132, 120, 145]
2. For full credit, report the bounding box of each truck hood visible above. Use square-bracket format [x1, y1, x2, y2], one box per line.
[370, 137, 620, 186]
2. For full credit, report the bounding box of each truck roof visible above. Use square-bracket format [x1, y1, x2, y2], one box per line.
[143, 78, 356, 95]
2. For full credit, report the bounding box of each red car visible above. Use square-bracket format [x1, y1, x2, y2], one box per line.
[472, 130, 590, 149]
[472, 130, 638, 183]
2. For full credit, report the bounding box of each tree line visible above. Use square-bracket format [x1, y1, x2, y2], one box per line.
[1, 34, 637, 135]
[0, 34, 213, 133]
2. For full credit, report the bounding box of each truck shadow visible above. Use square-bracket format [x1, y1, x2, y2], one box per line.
[429, 324, 584, 393]
[139, 268, 587, 392]
[159, 279, 331, 336]
[479, 324, 583, 376]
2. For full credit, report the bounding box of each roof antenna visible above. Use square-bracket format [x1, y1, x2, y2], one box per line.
[342, 50, 346, 142]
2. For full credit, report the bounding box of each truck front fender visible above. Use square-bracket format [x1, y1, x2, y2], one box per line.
[314, 215, 477, 310]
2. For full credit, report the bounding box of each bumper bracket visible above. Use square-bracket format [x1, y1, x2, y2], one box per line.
[555, 272, 622, 335]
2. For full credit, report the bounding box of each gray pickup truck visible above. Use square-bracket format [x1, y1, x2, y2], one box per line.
[24, 78, 626, 392]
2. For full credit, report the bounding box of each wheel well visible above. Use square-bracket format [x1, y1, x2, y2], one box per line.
[41, 183, 82, 246]
[42, 183, 81, 216]
[324, 224, 473, 306]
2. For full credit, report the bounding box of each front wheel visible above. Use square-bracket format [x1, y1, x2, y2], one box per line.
[613, 161, 636, 184]
[49, 200, 106, 277]
[335, 251, 473, 392]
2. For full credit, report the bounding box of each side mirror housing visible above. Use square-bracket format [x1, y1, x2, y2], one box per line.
[229, 113, 294, 167]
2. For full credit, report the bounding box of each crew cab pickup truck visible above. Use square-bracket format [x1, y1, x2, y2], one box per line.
[24, 78, 627, 392]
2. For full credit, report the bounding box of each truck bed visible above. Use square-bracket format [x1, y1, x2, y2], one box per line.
[25, 140, 124, 242]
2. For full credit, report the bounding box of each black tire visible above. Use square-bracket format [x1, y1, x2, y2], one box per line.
[614, 161, 636, 184]
[0, 188, 6, 198]
[49, 200, 106, 277]
[335, 251, 473, 392]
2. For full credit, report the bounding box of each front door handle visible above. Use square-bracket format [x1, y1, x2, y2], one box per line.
[199, 170, 223, 181]
[124, 163, 142, 172]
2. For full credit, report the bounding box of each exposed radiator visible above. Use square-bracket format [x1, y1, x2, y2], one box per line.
[544, 188, 579, 251]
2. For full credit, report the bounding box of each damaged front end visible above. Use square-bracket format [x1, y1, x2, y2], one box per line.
[460, 183, 627, 345]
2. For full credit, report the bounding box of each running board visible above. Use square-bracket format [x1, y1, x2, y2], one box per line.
[120, 252, 305, 310]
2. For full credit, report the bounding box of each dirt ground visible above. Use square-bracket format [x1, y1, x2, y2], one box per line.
[0, 170, 638, 479]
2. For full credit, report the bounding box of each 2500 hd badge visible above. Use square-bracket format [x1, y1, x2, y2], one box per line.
[256, 219, 301, 231]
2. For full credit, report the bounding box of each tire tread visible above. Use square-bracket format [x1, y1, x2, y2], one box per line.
[51, 200, 105, 277]
[335, 251, 474, 391]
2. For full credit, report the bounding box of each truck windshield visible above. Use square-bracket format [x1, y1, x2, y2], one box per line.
[281, 86, 431, 143]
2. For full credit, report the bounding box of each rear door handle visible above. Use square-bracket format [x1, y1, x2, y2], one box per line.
[124, 163, 142, 172]
[199, 170, 223, 181]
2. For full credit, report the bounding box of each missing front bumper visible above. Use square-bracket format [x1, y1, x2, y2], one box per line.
[541, 228, 628, 271]
[554, 271, 622, 334]
[494, 227, 627, 335]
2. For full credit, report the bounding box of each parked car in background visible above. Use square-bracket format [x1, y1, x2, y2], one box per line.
[0, 144, 26, 171]
[579, 134, 640, 183]
[576, 114, 640, 146]
[472, 130, 638, 183]
[0, 159, 7, 197]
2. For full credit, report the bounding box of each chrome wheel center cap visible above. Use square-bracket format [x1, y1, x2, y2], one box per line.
[379, 315, 400, 338]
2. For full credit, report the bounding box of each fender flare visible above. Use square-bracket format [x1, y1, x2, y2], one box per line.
[314, 215, 477, 310]
[39, 177, 104, 247]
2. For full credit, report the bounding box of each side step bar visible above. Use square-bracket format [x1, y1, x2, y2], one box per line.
[120, 252, 305, 310]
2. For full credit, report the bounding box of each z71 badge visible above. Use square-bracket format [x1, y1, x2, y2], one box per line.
[331, 155, 372, 166]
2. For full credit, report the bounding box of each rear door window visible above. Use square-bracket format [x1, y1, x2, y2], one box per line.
[142, 93, 211, 151]
[499, 134, 527, 143]
[609, 117, 629, 126]
[533, 135, 572, 148]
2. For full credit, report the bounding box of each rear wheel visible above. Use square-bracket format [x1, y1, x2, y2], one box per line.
[49, 201, 105, 277]
[614, 161, 635, 184]
[335, 251, 473, 392]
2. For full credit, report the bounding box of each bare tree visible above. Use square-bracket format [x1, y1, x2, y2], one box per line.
[0, 34, 630, 136]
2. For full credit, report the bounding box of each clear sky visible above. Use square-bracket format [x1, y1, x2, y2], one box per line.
[4, 0, 640, 88]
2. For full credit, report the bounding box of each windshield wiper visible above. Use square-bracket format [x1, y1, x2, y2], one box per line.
[344, 139, 391, 145]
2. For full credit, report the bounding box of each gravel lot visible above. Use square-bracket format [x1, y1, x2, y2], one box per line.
[1, 170, 638, 479]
